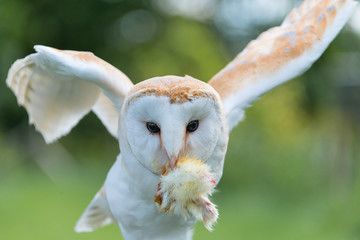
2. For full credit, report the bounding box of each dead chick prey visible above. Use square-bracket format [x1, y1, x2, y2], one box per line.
[154, 156, 218, 231]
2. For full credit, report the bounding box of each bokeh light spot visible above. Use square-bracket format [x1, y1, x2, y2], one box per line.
[120, 9, 159, 44]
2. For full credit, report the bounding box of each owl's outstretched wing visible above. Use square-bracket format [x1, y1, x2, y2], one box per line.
[6, 45, 133, 143]
[209, 0, 357, 132]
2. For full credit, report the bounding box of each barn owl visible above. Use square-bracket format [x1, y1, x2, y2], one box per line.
[5, 0, 357, 239]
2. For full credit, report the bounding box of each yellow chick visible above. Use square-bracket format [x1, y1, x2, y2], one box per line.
[154, 156, 218, 231]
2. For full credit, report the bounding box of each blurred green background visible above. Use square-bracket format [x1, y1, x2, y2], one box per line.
[1, 0, 360, 239]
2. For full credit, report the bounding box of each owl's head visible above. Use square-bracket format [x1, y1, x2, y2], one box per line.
[119, 75, 228, 175]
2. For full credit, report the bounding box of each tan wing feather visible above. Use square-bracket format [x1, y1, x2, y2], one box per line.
[209, 0, 357, 131]
[6, 46, 133, 143]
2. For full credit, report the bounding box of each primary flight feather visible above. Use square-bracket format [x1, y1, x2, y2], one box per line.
[5, 0, 357, 239]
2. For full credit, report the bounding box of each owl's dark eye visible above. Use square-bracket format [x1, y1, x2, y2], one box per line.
[146, 122, 160, 134]
[186, 120, 199, 132]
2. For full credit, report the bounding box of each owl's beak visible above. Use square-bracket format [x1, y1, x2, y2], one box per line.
[161, 120, 186, 170]
[169, 155, 177, 169]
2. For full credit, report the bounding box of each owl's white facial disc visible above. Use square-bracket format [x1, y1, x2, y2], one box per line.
[123, 95, 222, 174]
[119, 76, 227, 175]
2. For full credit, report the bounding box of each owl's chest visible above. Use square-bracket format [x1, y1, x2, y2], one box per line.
[105, 154, 157, 209]
[105, 154, 195, 239]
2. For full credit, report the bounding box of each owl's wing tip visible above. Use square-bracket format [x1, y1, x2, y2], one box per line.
[75, 187, 115, 233]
